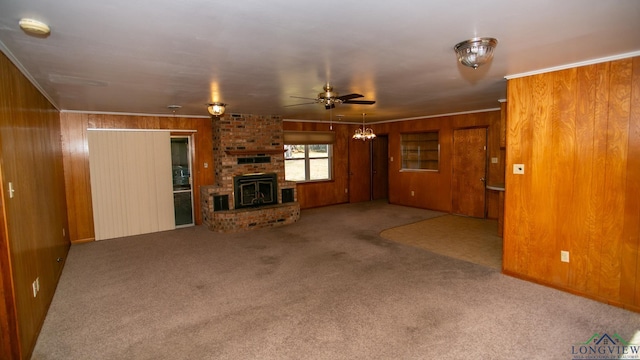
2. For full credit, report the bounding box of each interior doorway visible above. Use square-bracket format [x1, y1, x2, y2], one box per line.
[451, 128, 487, 218]
[372, 135, 389, 200]
[171, 136, 194, 227]
[348, 135, 372, 203]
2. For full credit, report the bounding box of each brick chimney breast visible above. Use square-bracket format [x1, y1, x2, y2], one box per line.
[201, 114, 299, 232]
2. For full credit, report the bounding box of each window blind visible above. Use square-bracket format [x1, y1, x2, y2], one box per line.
[283, 131, 335, 144]
[87, 130, 175, 240]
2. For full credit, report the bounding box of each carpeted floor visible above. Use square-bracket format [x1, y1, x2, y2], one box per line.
[380, 215, 502, 270]
[31, 201, 639, 360]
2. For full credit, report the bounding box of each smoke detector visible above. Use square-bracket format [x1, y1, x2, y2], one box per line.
[19, 18, 51, 36]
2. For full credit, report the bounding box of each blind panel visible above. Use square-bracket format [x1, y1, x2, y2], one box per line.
[88, 130, 175, 240]
[284, 131, 335, 144]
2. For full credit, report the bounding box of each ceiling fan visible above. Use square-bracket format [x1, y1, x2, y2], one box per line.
[286, 83, 376, 110]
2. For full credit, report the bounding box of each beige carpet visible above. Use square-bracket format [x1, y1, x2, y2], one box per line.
[380, 214, 503, 270]
[32, 202, 639, 360]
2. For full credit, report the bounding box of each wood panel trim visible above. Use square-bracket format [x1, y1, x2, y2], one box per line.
[70, 238, 95, 245]
[503, 270, 640, 313]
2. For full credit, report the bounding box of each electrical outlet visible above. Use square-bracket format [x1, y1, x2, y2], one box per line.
[491, 157, 499, 164]
[561, 251, 570, 263]
[411, 190, 415, 197]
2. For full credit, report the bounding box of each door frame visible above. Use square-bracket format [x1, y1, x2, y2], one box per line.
[171, 134, 196, 228]
[371, 134, 389, 201]
[348, 129, 372, 203]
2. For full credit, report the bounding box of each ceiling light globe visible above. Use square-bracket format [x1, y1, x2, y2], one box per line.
[454, 37, 498, 69]
[207, 102, 226, 116]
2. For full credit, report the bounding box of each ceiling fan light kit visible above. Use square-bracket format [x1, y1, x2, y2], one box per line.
[287, 83, 376, 110]
[454, 37, 498, 69]
[207, 102, 226, 116]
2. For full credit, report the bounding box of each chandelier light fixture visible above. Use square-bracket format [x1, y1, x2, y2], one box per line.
[454, 37, 498, 69]
[207, 102, 226, 116]
[352, 113, 376, 141]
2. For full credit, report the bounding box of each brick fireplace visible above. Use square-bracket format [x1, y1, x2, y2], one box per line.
[200, 114, 300, 232]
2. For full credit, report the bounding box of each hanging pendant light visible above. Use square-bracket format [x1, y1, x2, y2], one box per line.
[352, 113, 376, 141]
[335, 114, 345, 131]
[329, 107, 333, 130]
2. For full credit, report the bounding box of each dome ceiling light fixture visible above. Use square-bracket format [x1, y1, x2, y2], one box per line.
[454, 37, 498, 69]
[19, 18, 51, 36]
[167, 105, 182, 115]
[207, 102, 226, 117]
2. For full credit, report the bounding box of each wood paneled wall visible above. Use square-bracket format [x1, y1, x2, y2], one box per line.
[373, 111, 501, 214]
[284, 111, 502, 213]
[0, 52, 70, 359]
[504, 56, 640, 311]
[283, 121, 350, 208]
[60, 113, 214, 243]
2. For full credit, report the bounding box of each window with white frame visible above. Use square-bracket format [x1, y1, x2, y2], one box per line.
[284, 131, 334, 182]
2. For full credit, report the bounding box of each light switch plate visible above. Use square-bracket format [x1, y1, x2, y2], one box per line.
[513, 164, 525, 174]
[491, 157, 499, 164]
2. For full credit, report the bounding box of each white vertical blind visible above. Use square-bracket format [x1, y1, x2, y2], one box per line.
[88, 130, 175, 240]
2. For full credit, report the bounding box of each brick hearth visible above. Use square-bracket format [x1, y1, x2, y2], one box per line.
[200, 114, 300, 232]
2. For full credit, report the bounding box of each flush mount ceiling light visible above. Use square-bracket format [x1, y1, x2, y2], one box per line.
[352, 113, 376, 141]
[167, 105, 181, 115]
[454, 37, 498, 69]
[207, 102, 226, 116]
[19, 18, 51, 36]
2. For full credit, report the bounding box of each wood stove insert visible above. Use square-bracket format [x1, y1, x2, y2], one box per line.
[233, 173, 278, 209]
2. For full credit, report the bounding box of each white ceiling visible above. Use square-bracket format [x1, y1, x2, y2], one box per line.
[1, 0, 639, 123]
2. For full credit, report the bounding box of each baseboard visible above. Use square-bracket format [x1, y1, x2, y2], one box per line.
[502, 269, 640, 313]
[71, 237, 95, 244]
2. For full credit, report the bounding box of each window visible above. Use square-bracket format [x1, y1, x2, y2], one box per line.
[283, 131, 335, 182]
[400, 132, 439, 171]
[284, 144, 333, 182]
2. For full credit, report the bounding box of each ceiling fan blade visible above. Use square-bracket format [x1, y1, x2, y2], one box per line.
[343, 100, 376, 105]
[290, 95, 319, 100]
[284, 102, 318, 107]
[337, 93, 364, 101]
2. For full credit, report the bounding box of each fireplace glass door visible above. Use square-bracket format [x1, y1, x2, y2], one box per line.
[171, 136, 194, 227]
